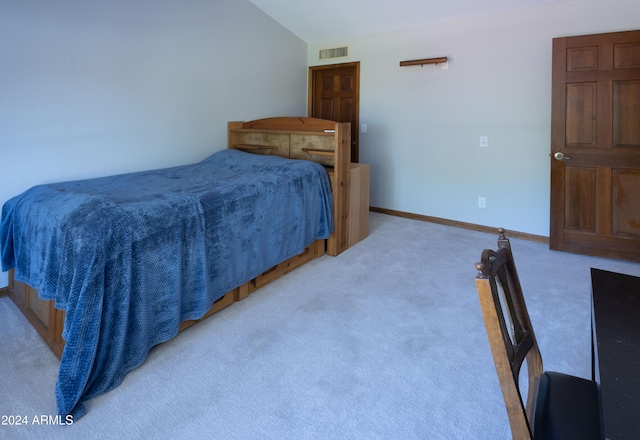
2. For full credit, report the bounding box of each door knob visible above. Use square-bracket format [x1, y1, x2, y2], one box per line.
[554, 152, 571, 161]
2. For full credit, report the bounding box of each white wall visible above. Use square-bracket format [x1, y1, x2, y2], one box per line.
[0, 0, 307, 288]
[308, 0, 640, 237]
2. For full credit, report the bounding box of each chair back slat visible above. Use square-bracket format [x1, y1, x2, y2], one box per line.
[476, 230, 544, 440]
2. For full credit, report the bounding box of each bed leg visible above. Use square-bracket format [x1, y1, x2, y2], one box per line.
[236, 283, 250, 301]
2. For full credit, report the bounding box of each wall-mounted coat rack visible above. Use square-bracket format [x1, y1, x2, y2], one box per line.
[399, 57, 448, 67]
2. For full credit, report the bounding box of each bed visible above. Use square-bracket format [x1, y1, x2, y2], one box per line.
[0, 117, 351, 420]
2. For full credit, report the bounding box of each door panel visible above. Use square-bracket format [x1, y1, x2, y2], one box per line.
[319, 98, 334, 119]
[613, 169, 640, 237]
[565, 83, 597, 147]
[614, 42, 640, 68]
[613, 81, 640, 146]
[567, 46, 598, 71]
[564, 167, 597, 232]
[550, 30, 640, 261]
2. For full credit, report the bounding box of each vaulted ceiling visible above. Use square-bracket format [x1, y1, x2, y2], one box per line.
[248, 0, 575, 43]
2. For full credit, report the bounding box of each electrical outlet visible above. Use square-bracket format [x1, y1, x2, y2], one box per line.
[480, 136, 488, 147]
[478, 197, 486, 208]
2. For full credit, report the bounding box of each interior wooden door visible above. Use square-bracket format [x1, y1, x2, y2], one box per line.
[309, 62, 360, 163]
[550, 30, 640, 261]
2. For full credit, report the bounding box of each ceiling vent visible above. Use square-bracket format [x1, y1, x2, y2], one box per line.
[319, 46, 349, 60]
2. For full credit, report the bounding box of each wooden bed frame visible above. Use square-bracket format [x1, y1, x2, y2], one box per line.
[4, 116, 351, 359]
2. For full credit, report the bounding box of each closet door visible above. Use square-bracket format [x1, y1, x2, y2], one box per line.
[308, 62, 359, 163]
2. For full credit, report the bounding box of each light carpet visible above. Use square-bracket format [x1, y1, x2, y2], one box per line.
[1, 212, 638, 439]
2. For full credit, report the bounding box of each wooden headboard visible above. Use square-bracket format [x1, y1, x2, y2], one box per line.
[228, 117, 350, 256]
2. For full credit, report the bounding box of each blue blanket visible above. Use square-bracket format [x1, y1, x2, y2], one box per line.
[0, 149, 333, 419]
